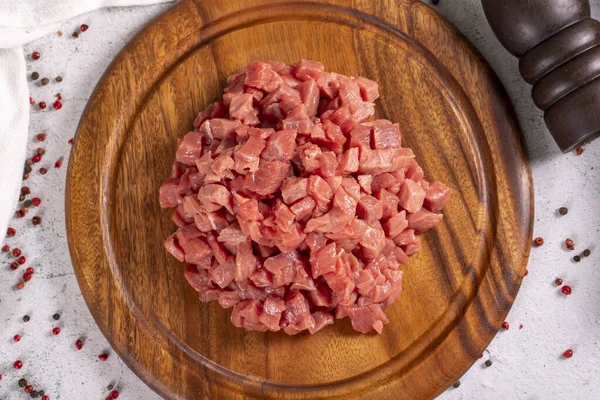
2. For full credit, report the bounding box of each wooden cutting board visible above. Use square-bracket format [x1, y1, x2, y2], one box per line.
[66, 0, 533, 398]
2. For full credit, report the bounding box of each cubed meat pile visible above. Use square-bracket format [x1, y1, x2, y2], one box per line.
[159, 60, 451, 334]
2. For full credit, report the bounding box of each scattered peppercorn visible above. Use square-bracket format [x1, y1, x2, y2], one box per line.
[24, 199, 32, 207]
[14, 360, 23, 369]
[452, 381, 460, 388]
[18, 255, 27, 265]
[56, 75, 63, 82]
[98, 353, 109, 361]
[31, 51, 40, 60]
[1, 244, 9, 252]
[32, 154, 41, 163]
[519, 324, 523, 329]
[75, 339, 83, 350]
[575, 147, 584, 155]
[72, 31, 79, 38]
[555, 278, 563, 286]
[55, 93, 62, 100]
[37, 148, 45, 156]
[32, 197, 41, 207]
[52, 327, 61, 335]
[32, 216, 42, 226]
[31, 390, 39, 398]
[524, 269, 528, 276]
[484, 359, 492, 367]
[16, 209, 25, 218]
[30, 96, 35, 105]
[41, 77, 49, 86]
[24, 384, 33, 393]
[38, 101, 47, 109]
[559, 207, 568, 215]
[563, 349, 573, 358]
[55, 157, 63, 168]
[431, 0, 440, 5]
[7, 227, 16, 236]
[81, 24, 89, 32]
[12, 247, 21, 257]
[68, 138, 73, 145]
[53, 313, 60, 320]
[53, 100, 62, 110]
[573, 255, 581, 262]
[26, 158, 33, 166]
[23, 272, 32, 282]
[36, 133, 46, 142]
[533, 237, 544, 246]
[42, 396, 49, 400]
[20, 193, 26, 201]
[107, 384, 114, 391]
[21, 186, 30, 195]
[23, 315, 30, 322]
[26, 267, 34, 274]
[14, 334, 21, 342]
[561, 285, 572, 295]
[11, 261, 19, 270]
[39, 168, 47, 175]
[501, 321, 509, 330]
[111, 390, 119, 399]
[19, 378, 27, 387]
[38, 391, 44, 397]
[565, 238, 574, 250]
[31, 72, 39, 80]
[583, 249, 591, 257]
[16, 281, 25, 289]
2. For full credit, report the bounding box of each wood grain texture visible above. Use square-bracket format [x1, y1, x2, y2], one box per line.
[65, 0, 533, 399]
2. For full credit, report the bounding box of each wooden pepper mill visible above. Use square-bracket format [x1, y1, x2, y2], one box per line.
[482, 0, 600, 152]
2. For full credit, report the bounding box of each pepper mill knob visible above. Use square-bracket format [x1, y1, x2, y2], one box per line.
[482, 0, 600, 152]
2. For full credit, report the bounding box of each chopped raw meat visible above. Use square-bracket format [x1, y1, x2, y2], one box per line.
[160, 60, 450, 334]
[398, 179, 426, 213]
[424, 181, 452, 212]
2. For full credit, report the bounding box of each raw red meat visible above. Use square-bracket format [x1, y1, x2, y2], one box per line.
[159, 60, 451, 334]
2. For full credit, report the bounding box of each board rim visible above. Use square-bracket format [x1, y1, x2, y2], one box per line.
[66, 1, 534, 399]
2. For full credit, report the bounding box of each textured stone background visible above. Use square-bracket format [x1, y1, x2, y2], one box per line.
[0, 1, 598, 399]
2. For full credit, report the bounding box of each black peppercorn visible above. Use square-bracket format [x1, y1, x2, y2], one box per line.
[24, 165, 32, 174]
[56, 76, 63, 82]
[107, 384, 114, 391]
[559, 207, 568, 215]
[583, 249, 591, 257]
[30, 390, 39, 398]
[38, 390, 44, 397]
[452, 381, 461, 388]
[31, 72, 39, 80]
[41, 77, 49, 86]
[18, 378, 27, 387]
[32, 216, 42, 225]
[23, 315, 30, 322]
[574, 255, 581, 262]
[53, 313, 60, 321]
[484, 359, 492, 367]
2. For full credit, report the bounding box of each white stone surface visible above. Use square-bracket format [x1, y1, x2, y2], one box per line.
[0, 2, 598, 399]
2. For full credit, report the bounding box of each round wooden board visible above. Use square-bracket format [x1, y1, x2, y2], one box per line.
[66, 0, 533, 399]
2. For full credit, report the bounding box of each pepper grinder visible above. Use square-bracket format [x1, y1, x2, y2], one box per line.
[482, 0, 600, 152]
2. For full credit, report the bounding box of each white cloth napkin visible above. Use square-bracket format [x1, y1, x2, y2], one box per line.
[0, 0, 171, 245]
